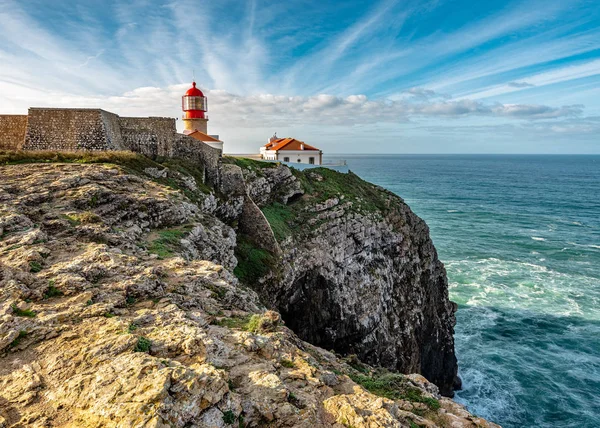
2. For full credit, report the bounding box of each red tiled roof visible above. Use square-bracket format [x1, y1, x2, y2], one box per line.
[186, 130, 222, 142]
[264, 138, 320, 151]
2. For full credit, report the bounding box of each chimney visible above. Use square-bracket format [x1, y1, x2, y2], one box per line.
[300, 143, 304, 150]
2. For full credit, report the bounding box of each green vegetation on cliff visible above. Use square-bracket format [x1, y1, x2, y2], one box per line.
[0, 150, 212, 197]
[228, 156, 402, 243]
[233, 235, 275, 283]
[348, 371, 440, 410]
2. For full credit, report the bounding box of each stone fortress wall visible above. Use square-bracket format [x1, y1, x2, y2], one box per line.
[0, 115, 28, 150]
[0, 108, 222, 184]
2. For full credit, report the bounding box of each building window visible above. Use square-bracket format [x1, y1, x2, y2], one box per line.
[283, 157, 290, 162]
[297, 159, 301, 163]
[309, 157, 315, 164]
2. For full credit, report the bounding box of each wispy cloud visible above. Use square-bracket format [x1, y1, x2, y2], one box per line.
[0, 0, 599, 153]
[507, 82, 536, 88]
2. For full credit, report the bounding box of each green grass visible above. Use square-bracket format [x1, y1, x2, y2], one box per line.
[222, 156, 277, 174]
[348, 371, 440, 411]
[0, 150, 157, 170]
[251, 166, 404, 245]
[134, 336, 152, 353]
[29, 261, 43, 273]
[11, 304, 36, 318]
[147, 226, 191, 259]
[213, 314, 264, 333]
[213, 314, 252, 329]
[44, 284, 63, 299]
[280, 358, 295, 368]
[233, 236, 275, 284]
[261, 203, 295, 241]
[63, 214, 81, 226]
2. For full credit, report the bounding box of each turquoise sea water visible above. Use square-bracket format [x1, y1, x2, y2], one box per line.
[325, 155, 600, 428]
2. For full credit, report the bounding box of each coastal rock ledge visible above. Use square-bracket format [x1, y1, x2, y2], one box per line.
[0, 151, 497, 428]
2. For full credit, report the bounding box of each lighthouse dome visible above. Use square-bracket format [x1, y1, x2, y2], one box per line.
[185, 82, 204, 97]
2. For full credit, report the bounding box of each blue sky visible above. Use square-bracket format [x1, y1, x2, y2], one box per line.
[1, 0, 599, 153]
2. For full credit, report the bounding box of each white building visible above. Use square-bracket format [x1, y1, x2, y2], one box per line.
[260, 135, 322, 165]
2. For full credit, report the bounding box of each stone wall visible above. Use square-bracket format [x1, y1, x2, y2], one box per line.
[170, 134, 221, 185]
[119, 117, 176, 149]
[0, 115, 28, 150]
[23, 108, 110, 151]
[3, 108, 221, 185]
[120, 130, 221, 185]
[101, 110, 125, 149]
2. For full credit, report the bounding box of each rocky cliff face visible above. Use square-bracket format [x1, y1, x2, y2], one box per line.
[234, 162, 459, 397]
[0, 152, 490, 427]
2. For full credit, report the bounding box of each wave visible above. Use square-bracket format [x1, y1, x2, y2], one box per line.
[447, 257, 599, 318]
[568, 242, 600, 250]
[531, 236, 546, 241]
[447, 209, 459, 213]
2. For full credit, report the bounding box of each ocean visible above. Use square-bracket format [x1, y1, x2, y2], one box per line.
[325, 154, 600, 428]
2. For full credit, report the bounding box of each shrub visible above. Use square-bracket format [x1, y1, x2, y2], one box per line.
[11, 304, 36, 318]
[134, 336, 151, 353]
[245, 314, 261, 333]
[44, 284, 63, 298]
[222, 410, 236, 425]
[29, 261, 43, 273]
[128, 323, 138, 333]
[280, 359, 295, 368]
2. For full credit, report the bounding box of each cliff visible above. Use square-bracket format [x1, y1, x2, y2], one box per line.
[229, 159, 459, 397]
[0, 151, 494, 427]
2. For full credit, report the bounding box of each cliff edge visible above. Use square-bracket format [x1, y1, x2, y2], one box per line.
[0, 151, 491, 427]
[229, 159, 459, 397]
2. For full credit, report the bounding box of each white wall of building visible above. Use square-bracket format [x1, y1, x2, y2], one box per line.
[261, 149, 321, 165]
[204, 141, 224, 151]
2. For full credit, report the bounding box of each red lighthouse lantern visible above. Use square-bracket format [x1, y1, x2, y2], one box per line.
[182, 82, 209, 134]
[182, 82, 207, 119]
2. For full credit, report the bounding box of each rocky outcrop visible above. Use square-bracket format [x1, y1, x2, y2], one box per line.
[236, 163, 460, 397]
[0, 158, 496, 427]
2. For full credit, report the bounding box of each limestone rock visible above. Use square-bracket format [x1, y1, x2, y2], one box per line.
[0, 162, 497, 428]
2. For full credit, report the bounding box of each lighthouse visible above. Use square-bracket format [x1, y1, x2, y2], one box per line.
[182, 82, 223, 151]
